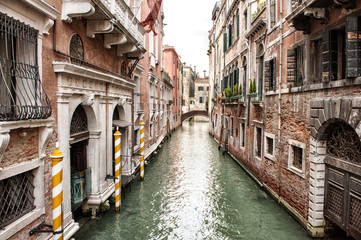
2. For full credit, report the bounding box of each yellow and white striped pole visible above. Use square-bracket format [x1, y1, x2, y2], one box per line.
[51, 142, 64, 240]
[140, 121, 145, 181]
[114, 127, 122, 211]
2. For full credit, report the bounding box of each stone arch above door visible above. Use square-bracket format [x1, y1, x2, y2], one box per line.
[310, 98, 361, 140]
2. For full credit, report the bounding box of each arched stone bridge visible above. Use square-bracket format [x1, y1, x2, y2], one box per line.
[181, 110, 209, 122]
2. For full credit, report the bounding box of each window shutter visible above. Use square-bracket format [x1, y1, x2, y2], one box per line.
[346, 16, 361, 78]
[237, 15, 240, 37]
[230, 72, 233, 91]
[229, 25, 233, 47]
[322, 30, 338, 82]
[223, 32, 227, 52]
[287, 49, 296, 87]
[221, 78, 225, 91]
[234, 69, 239, 86]
[272, 57, 277, 90]
[264, 60, 271, 91]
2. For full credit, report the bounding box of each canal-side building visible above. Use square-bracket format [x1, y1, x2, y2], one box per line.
[50, 0, 146, 237]
[181, 65, 196, 113]
[192, 76, 210, 121]
[161, 71, 174, 136]
[0, 1, 59, 239]
[163, 45, 182, 129]
[135, 1, 165, 160]
[209, 0, 361, 238]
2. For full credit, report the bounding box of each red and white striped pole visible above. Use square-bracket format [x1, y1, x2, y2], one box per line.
[140, 121, 145, 181]
[51, 142, 64, 240]
[114, 128, 122, 211]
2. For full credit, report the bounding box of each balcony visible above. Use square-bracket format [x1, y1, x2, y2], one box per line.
[61, 0, 146, 58]
[286, 0, 356, 34]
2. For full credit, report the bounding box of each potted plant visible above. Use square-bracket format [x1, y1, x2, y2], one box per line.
[247, 79, 257, 97]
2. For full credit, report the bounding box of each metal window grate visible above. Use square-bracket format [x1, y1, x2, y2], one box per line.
[256, 127, 262, 157]
[266, 137, 273, 155]
[327, 185, 343, 219]
[0, 170, 35, 229]
[293, 145, 303, 169]
[0, 12, 51, 121]
[350, 196, 361, 230]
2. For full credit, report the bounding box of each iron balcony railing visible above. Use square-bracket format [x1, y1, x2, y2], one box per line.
[0, 13, 52, 121]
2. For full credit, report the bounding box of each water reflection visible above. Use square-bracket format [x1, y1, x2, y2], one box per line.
[74, 122, 310, 240]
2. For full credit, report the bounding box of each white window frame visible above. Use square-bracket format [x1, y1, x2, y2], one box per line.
[254, 125, 263, 161]
[288, 139, 306, 178]
[0, 159, 45, 239]
[264, 132, 276, 162]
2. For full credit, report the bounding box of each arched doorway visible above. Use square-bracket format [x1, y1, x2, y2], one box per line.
[323, 120, 361, 239]
[112, 105, 132, 177]
[70, 105, 90, 211]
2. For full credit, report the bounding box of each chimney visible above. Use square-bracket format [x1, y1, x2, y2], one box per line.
[203, 70, 206, 78]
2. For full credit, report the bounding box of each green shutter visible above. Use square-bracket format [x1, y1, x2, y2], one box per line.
[229, 25, 233, 47]
[237, 15, 240, 37]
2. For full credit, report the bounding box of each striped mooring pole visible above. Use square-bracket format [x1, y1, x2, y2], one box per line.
[114, 127, 122, 211]
[140, 121, 145, 181]
[51, 142, 64, 240]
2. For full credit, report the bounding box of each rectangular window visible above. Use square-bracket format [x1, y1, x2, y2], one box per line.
[198, 86, 204, 91]
[199, 97, 204, 103]
[255, 127, 262, 158]
[134, 129, 139, 147]
[0, 13, 51, 121]
[322, 29, 346, 82]
[288, 139, 306, 178]
[265, 58, 277, 91]
[207, 86, 209, 91]
[241, 122, 245, 148]
[237, 14, 240, 37]
[0, 170, 35, 229]
[266, 137, 273, 155]
[150, 124, 153, 138]
[228, 25, 233, 47]
[264, 132, 276, 161]
[231, 117, 234, 137]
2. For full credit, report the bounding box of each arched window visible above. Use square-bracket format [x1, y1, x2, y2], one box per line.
[69, 34, 84, 65]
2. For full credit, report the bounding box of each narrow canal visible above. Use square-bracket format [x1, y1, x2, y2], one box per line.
[74, 122, 311, 240]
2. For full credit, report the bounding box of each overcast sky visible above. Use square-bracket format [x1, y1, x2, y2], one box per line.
[163, 0, 218, 76]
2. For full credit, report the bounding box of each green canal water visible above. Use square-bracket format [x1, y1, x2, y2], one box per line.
[74, 122, 311, 240]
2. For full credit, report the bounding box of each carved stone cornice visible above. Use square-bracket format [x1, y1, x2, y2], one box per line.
[87, 20, 114, 38]
[304, 7, 328, 24]
[104, 34, 127, 49]
[61, 0, 95, 23]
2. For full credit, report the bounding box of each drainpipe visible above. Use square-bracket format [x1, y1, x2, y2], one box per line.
[277, 0, 284, 196]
